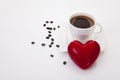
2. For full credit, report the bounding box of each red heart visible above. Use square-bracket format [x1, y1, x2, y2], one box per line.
[67, 40, 100, 69]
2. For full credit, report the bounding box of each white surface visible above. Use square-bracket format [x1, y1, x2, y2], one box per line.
[0, 0, 120, 80]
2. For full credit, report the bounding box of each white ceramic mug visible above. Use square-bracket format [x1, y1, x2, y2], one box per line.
[69, 12, 102, 43]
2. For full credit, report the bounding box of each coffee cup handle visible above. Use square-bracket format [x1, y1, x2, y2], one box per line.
[94, 23, 103, 35]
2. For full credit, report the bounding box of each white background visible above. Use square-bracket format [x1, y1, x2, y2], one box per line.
[0, 0, 120, 80]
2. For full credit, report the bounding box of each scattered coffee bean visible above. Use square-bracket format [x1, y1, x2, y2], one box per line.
[46, 27, 52, 30]
[43, 24, 46, 27]
[50, 54, 54, 57]
[49, 45, 52, 48]
[46, 21, 49, 23]
[56, 45, 60, 48]
[63, 61, 67, 65]
[48, 34, 52, 37]
[50, 21, 53, 23]
[57, 26, 60, 28]
[53, 27, 56, 30]
[41, 20, 61, 50]
[41, 43, 46, 46]
[48, 31, 51, 33]
[31, 41, 35, 45]
[51, 42, 54, 45]
[51, 38, 54, 41]
[46, 36, 49, 39]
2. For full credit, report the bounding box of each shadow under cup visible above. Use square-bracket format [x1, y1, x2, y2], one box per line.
[69, 13, 96, 43]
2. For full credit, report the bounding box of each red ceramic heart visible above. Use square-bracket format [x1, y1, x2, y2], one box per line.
[67, 40, 100, 69]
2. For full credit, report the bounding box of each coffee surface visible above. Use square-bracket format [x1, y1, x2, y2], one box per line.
[70, 16, 94, 28]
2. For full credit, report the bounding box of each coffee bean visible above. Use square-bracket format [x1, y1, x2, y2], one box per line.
[43, 24, 46, 27]
[46, 27, 52, 30]
[53, 27, 56, 30]
[48, 31, 51, 33]
[51, 38, 54, 41]
[56, 45, 60, 48]
[48, 34, 52, 37]
[46, 21, 49, 23]
[31, 41, 35, 45]
[49, 45, 52, 48]
[41, 43, 46, 46]
[57, 26, 60, 28]
[50, 21, 53, 23]
[63, 61, 67, 65]
[51, 42, 54, 45]
[50, 54, 54, 57]
[46, 36, 49, 39]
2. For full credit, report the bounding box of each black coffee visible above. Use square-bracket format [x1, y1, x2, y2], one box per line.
[70, 16, 94, 28]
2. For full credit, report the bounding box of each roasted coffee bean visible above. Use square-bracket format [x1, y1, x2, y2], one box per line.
[48, 31, 51, 33]
[50, 21, 53, 23]
[48, 34, 52, 37]
[31, 41, 35, 45]
[46, 36, 49, 39]
[41, 43, 46, 46]
[57, 26, 60, 28]
[51, 42, 54, 45]
[50, 54, 54, 57]
[56, 45, 60, 48]
[46, 27, 52, 30]
[63, 61, 67, 65]
[46, 21, 49, 23]
[43, 24, 46, 27]
[53, 27, 56, 30]
[51, 38, 54, 41]
[49, 45, 52, 48]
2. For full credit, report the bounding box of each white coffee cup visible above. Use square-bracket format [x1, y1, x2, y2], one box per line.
[69, 12, 102, 43]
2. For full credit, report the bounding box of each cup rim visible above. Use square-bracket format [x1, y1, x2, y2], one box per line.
[69, 12, 96, 30]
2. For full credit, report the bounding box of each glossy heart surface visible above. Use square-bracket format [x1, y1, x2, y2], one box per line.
[68, 40, 100, 69]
